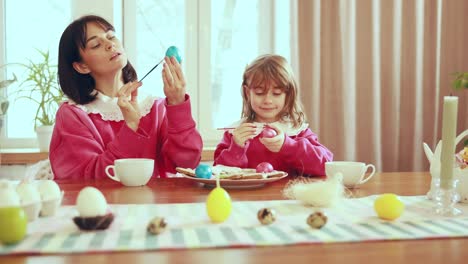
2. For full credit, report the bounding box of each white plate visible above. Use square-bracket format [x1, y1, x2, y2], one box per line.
[178, 172, 288, 189]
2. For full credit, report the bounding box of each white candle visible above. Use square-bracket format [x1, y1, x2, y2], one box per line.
[440, 96, 458, 189]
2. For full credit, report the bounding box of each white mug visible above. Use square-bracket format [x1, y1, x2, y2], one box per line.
[325, 161, 376, 187]
[105, 158, 154, 187]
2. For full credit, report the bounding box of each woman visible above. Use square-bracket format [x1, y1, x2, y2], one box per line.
[50, 15, 202, 180]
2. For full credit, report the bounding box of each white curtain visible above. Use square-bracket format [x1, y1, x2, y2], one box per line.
[291, 0, 468, 172]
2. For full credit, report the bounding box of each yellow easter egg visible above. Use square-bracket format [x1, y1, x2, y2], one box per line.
[206, 187, 232, 223]
[374, 193, 405, 220]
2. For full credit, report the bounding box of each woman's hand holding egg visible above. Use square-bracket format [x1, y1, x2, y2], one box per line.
[163, 55, 186, 105]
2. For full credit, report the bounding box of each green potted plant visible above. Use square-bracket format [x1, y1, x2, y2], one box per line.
[451, 72, 468, 90]
[0, 73, 17, 131]
[451, 71, 468, 148]
[14, 49, 64, 151]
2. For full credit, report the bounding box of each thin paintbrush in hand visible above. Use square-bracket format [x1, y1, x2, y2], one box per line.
[139, 58, 164, 82]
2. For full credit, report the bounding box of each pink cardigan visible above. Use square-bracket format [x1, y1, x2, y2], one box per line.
[49, 95, 202, 180]
[214, 128, 333, 176]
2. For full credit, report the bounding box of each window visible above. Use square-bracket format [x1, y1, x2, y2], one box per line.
[1, 0, 71, 148]
[1, 0, 293, 149]
[126, 0, 293, 146]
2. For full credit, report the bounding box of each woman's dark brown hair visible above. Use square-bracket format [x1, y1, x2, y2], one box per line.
[58, 15, 137, 104]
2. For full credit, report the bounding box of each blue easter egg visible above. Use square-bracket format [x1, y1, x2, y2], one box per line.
[195, 164, 212, 179]
[165, 46, 182, 63]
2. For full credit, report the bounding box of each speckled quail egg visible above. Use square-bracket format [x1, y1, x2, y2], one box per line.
[307, 212, 328, 229]
[257, 208, 276, 225]
[147, 217, 167, 235]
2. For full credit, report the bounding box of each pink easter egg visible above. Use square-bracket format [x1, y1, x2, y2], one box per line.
[261, 127, 277, 138]
[256, 162, 274, 173]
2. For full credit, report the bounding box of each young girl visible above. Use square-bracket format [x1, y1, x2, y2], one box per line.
[214, 54, 332, 176]
[50, 15, 202, 180]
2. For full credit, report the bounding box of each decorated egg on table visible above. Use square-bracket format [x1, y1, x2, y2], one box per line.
[166, 46, 182, 63]
[261, 126, 277, 138]
[374, 193, 405, 220]
[195, 164, 212, 179]
[0, 180, 27, 244]
[206, 177, 232, 223]
[0, 207, 28, 244]
[256, 162, 274, 173]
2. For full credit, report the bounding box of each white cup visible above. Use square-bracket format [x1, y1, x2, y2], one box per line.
[325, 161, 376, 187]
[105, 158, 154, 187]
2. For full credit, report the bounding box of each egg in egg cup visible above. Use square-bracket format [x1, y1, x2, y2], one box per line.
[37, 180, 64, 217]
[73, 187, 114, 231]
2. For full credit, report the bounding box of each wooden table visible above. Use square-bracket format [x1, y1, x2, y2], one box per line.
[2, 172, 467, 264]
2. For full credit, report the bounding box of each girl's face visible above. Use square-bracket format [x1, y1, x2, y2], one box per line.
[75, 22, 127, 77]
[245, 80, 286, 123]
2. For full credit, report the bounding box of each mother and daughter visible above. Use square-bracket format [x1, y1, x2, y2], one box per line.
[49, 15, 332, 180]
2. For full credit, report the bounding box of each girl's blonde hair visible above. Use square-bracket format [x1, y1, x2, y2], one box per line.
[241, 54, 305, 128]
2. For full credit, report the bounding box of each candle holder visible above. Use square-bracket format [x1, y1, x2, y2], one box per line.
[426, 176, 440, 200]
[432, 178, 462, 216]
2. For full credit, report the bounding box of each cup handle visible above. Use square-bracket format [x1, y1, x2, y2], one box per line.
[359, 164, 376, 184]
[105, 165, 120, 182]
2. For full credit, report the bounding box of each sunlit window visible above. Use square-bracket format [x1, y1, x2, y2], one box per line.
[2, 0, 71, 142]
[131, 0, 185, 98]
[1, 0, 292, 149]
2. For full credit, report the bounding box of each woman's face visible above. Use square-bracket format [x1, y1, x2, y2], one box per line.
[76, 22, 127, 77]
[245, 80, 286, 123]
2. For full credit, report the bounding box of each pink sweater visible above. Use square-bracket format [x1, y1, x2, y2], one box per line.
[214, 128, 333, 176]
[50, 95, 202, 180]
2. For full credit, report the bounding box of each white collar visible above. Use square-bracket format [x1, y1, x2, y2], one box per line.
[227, 118, 309, 136]
[67, 91, 158, 121]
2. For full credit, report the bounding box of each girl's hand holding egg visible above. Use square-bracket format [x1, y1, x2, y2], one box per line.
[259, 124, 284, 153]
[232, 123, 258, 147]
[261, 125, 277, 138]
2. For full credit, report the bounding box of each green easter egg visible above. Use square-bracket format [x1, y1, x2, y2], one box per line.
[165, 46, 182, 63]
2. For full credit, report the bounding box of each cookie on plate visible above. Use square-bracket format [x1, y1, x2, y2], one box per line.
[241, 173, 264, 180]
[176, 167, 196, 177]
[266, 171, 285, 178]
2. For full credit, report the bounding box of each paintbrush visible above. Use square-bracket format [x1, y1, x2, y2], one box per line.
[139, 58, 164, 82]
